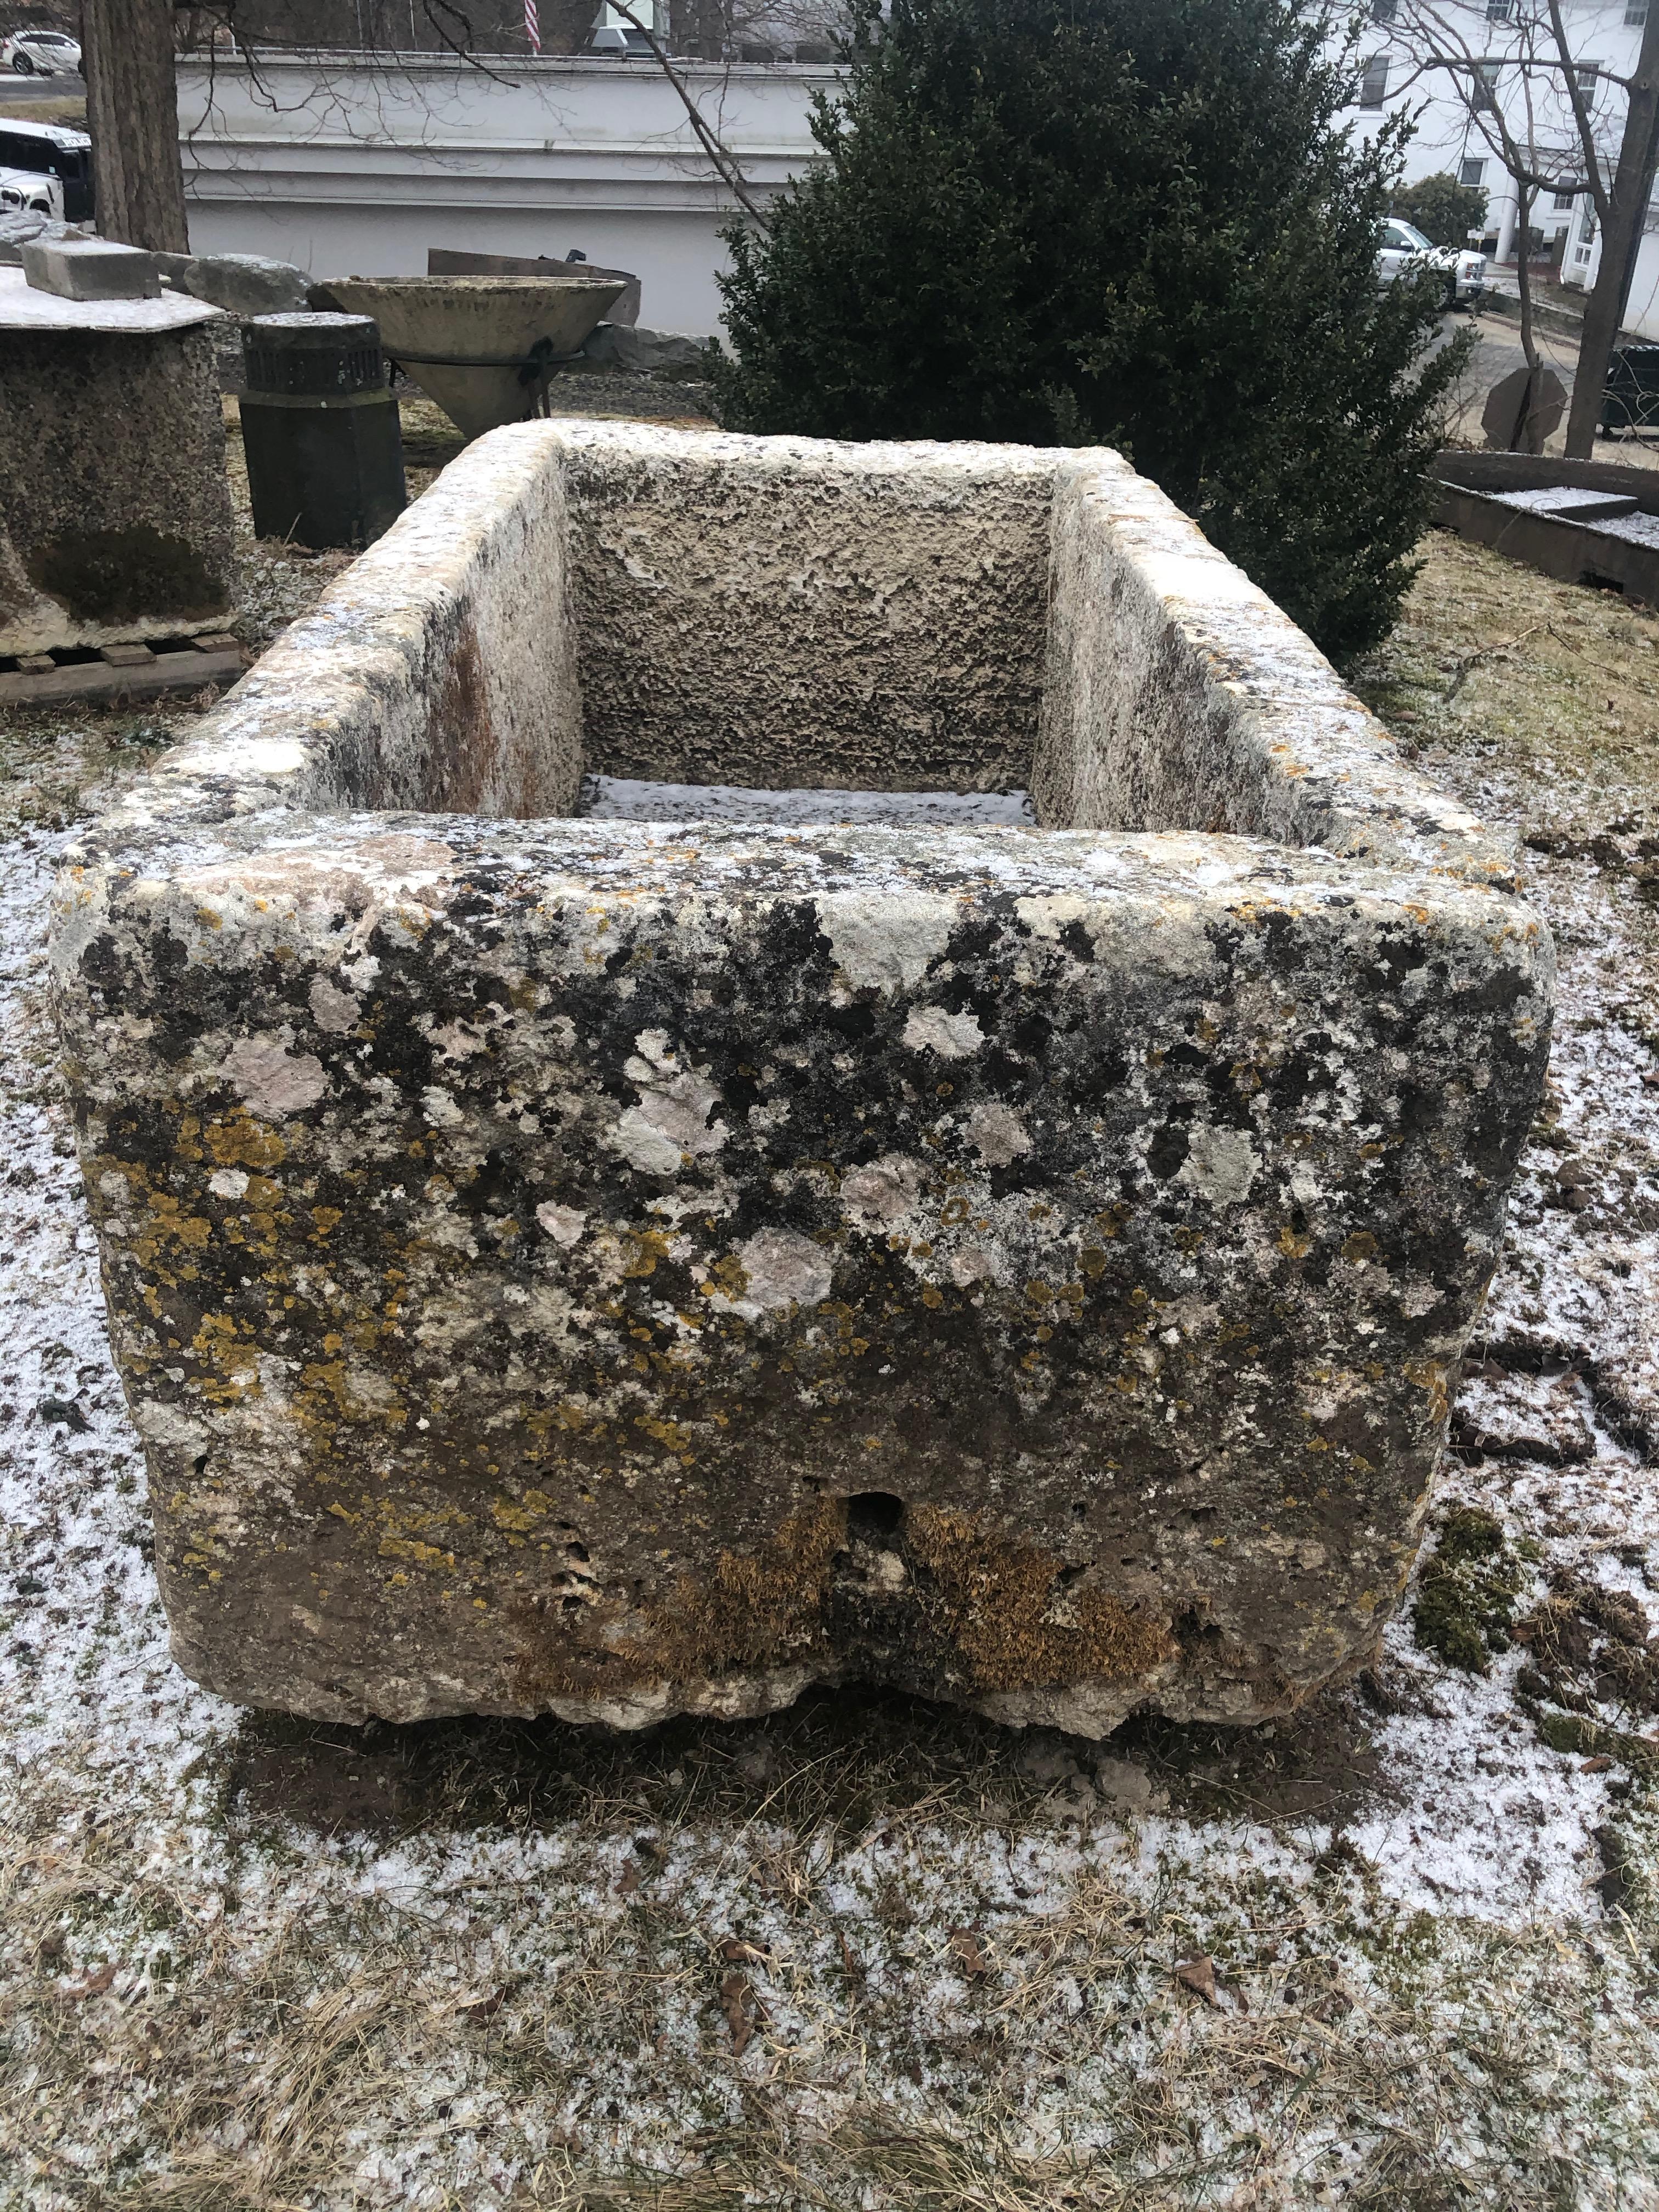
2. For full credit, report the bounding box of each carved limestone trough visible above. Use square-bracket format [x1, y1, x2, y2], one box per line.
[52, 422, 1553, 1735]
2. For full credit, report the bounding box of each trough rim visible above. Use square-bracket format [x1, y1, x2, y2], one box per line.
[64, 417, 1520, 909]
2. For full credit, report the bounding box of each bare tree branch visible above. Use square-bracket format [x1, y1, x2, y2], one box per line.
[1545, 0, 1612, 222]
[605, 0, 773, 225]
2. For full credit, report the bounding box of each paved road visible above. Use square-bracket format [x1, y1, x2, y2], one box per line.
[0, 70, 83, 106]
[1463, 312, 1581, 400]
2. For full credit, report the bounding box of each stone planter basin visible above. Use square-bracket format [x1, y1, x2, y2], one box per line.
[52, 423, 1553, 1737]
[326, 275, 626, 439]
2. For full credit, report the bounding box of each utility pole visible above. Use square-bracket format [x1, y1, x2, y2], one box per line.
[81, 0, 191, 252]
[1564, 0, 1659, 456]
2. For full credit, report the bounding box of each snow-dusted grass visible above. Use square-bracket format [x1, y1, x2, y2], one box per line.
[2, 533, 1658, 2207]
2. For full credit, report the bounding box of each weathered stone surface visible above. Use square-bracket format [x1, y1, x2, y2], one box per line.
[52, 421, 1553, 1737]
[579, 321, 710, 374]
[0, 270, 233, 655]
[562, 433, 1057, 795]
[177, 252, 312, 317]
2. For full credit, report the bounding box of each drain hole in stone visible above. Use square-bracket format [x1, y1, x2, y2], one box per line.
[845, 1491, 906, 1542]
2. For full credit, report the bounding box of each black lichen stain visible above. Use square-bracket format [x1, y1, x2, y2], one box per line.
[27, 524, 228, 624]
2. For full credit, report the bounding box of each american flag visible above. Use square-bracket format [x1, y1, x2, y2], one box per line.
[524, 0, 541, 52]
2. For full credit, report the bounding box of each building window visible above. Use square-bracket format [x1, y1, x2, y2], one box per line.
[1627, 3, 1647, 25]
[1372, 0, 1397, 19]
[1473, 60, 1500, 109]
[1553, 187, 1576, 210]
[1576, 64, 1599, 92]
[1359, 54, 1390, 106]
[1487, 0, 1511, 18]
[1581, 208, 1597, 245]
[1460, 157, 1487, 188]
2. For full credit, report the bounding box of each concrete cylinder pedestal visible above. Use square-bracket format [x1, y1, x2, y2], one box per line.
[239, 311, 406, 551]
[0, 270, 235, 657]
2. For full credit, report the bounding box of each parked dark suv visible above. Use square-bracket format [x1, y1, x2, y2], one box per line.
[0, 118, 92, 222]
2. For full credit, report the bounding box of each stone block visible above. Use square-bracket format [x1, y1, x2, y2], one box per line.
[52, 422, 1553, 1737]
[22, 236, 160, 301]
[179, 252, 312, 318]
[580, 321, 710, 374]
[0, 273, 234, 656]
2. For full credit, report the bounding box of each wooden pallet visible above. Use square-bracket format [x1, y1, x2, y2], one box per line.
[0, 633, 246, 708]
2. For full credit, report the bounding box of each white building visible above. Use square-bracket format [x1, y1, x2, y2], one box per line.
[180, 12, 1659, 345]
[177, 50, 837, 334]
[1341, 0, 1656, 330]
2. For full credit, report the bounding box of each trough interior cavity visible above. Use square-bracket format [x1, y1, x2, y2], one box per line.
[259, 426, 1489, 883]
[578, 776, 1037, 826]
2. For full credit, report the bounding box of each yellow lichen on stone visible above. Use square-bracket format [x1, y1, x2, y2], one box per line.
[906, 1504, 1173, 1691]
[204, 1111, 287, 1170]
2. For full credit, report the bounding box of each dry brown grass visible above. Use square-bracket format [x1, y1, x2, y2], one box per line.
[4, 1692, 1656, 2211]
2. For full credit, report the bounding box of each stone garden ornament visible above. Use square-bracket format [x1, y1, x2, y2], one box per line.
[52, 424, 1551, 1736]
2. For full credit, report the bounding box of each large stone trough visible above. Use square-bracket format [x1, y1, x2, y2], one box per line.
[52, 423, 1553, 1736]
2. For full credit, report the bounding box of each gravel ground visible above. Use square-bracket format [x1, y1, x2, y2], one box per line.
[2, 490, 1658, 2205]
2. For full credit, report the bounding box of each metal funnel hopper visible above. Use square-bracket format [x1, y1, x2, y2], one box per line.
[325, 275, 627, 441]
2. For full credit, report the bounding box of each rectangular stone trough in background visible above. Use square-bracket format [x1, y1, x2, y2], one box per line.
[51, 422, 1554, 1737]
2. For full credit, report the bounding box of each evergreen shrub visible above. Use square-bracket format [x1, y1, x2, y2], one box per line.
[714, 0, 1470, 659]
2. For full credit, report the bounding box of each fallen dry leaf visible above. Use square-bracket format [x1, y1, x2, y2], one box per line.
[616, 1863, 642, 1895]
[950, 1927, 990, 1978]
[65, 1963, 117, 2000]
[838, 1928, 865, 1988]
[1579, 1755, 1615, 1774]
[716, 1935, 769, 1968]
[428, 1986, 505, 2022]
[719, 1971, 762, 2056]
[1175, 1955, 1220, 2006]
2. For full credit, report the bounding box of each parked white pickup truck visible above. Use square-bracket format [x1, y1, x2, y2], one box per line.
[1378, 218, 1487, 309]
[0, 164, 59, 218]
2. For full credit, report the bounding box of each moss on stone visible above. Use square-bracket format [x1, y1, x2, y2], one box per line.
[1411, 1506, 1526, 1674]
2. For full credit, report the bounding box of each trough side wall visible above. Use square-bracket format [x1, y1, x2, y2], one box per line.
[52, 819, 1553, 1731]
[554, 424, 1058, 794]
[1035, 456, 1516, 888]
[126, 422, 582, 830]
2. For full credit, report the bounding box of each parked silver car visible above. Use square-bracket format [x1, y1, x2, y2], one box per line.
[1378, 217, 1486, 309]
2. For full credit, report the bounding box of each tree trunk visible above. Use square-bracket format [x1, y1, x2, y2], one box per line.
[82, 0, 190, 252]
[1514, 182, 1539, 378]
[1564, 3, 1659, 456]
